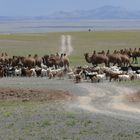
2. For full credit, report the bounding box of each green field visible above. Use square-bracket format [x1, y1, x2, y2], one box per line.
[0, 31, 140, 66]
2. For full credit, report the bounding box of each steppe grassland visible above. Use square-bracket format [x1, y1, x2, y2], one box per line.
[0, 31, 140, 139]
[0, 31, 140, 66]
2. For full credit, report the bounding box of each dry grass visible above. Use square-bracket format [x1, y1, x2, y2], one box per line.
[0, 31, 140, 66]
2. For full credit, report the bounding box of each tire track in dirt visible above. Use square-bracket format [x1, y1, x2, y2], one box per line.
[71, 82, 140, 121]
[60, 35, 73, 56]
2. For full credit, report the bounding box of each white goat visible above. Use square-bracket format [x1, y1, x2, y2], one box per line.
[41, 62, 47, 70]
[118, 74, 130, 81]
[15, 67, 22, 76]
[41, 68, 48, 77]
[96, 73, 105, 82]
[30, 68, 37, 77]
[47, 68, 63, 79]
[67, 71, 75, 79]
[135, 74, 140, 80]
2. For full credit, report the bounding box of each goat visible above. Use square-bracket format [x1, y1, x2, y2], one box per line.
[41, 68, 48, 77]
[83, 69, 97, 81]
[96, 73, 105, 82]
[74, 70, 83, 83]
[41, 62, 47, 69]
[67, 71, 75, 79]
[108, 72, 120, 82]
[118, 74, 130, 81]
[56, 70, 64, 79]
[135, 74, 140, 80]
[15, 67, 22, 76]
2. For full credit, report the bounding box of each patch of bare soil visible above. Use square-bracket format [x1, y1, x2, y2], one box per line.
[126, 91, 140, 103]
[0, 87, 75, 102]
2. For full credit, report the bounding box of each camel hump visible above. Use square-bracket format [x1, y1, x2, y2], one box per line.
[106, 50, 110, 54]
[5, 52, 8, 56]
[1, 53, 4, 57]
[49, 54, 55, 60]
[28, 54, 31, 57]
[34, 54, 38, 58]
[60, 53, 63, 57]
[93, 50, 96, 55]
[96, 54, 108, 60]
[56, 52, 59, 56]
[55, 55, 60, 60]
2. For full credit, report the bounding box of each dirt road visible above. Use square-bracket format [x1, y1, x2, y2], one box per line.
[76, 82, 140, 121]
[0, 77, 140, 121]
[0, 77, 140, 139]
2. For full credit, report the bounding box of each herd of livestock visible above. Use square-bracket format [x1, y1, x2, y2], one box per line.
[84, 48, 140, 67]
[0, 48, 139, 83]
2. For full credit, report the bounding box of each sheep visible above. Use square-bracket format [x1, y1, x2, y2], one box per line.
[137, 70, 140, 74]
[25, 68, 36, 77]
[48, 72, 53, 79]
[96, 73, 105, 82]
[56, 70, 64, 79]
[109, 66, 123, 74]
[41, 68, 48, 77]
[41, 62, 47, 70]
[135, 74, 140, 80]
[108, 72, 120, 82]
[128, 70, 136, 76]
[5, 66, 15, 77]
[47, 68, 61, 78]
[91, 75, 99, 83]
[30, 68, 37, 77]
[67, 71, 75, 79]
[47, 68, 64, 79]
[74, 74, 82, 83]
[25, 69, 33, 77]
[110, 66, 120, 71]
[35, 68, 42, 77]
[74, 70, 83, 83]
[0, 68, 4, 78]
[118, 74, 130, 81]
[82, 69, 97, 81]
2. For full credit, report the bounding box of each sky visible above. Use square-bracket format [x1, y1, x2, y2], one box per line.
[0, 0, 140, 16]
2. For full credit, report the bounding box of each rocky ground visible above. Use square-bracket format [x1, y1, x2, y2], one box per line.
[0, 77, 140, 140]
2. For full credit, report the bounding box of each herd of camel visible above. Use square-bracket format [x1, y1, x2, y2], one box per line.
[0, 53, 70, 69]
[0, 48, 139, 82]
[0, 48, 139, 74]
[84, 48, 140, 67]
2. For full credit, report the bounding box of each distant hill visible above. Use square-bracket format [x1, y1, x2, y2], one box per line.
[1, 5, 140, 20]
[46, 5, 140, 19]
[0, 16, 33, 21]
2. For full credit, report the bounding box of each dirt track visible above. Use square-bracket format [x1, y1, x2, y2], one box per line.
[0, 77, 140, 139]
[76, 82, 140, 121]
[0, 77, 140, 120]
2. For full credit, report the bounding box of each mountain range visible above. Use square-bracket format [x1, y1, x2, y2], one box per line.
[1, 5, 140, 20]
[46, 5, 140, 19]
